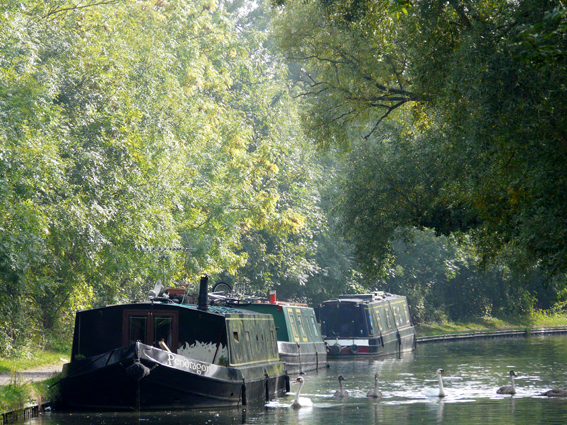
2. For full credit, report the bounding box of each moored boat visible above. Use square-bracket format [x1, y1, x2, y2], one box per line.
[56, 275, 287, 411]
[237, 291, 328, 375]
[319, 292, 416, 357]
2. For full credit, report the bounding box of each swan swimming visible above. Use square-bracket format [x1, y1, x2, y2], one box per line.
[291, 376, 313, 408]
[496, 370, 517, 395]
[541, 388, 567, 397]
[333, 375, 349, 397]
[366, 374, 383, 398]
[424, 368, 446, 397]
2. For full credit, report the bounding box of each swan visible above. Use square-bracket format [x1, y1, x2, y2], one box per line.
[541, 388, 567, 397]
[424, 368, 446, 397]
[290, 377, 313, 408]
[497, 370, 517, 395]
[366, 374, 383, 398]
[333, 375, 349, 397]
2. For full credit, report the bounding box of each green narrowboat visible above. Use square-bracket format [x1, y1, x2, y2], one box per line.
[240, 294, 328, 374]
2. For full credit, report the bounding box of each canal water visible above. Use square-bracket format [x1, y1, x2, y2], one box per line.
[21, 335, 567, 425]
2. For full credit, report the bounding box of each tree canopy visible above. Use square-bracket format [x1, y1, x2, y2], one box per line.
[0, 0, 333, 354]
[272, 0, 567, 279]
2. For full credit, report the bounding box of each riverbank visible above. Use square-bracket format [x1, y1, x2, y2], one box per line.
[415, 312, 567, 336]
[0, 357, 64, 421]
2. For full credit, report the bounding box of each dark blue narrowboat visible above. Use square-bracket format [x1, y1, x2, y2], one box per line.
[57, 275, 287, 411]
[319, 292, 416, 357]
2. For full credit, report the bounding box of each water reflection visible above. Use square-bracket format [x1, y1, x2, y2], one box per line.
[21, 335, 567, 425]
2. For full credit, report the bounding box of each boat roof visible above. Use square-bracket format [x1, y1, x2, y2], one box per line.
[321, 292, 405, 305]
[81, 301, 260, 316]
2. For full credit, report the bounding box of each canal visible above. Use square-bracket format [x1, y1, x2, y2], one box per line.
[19, 335, 567, 425]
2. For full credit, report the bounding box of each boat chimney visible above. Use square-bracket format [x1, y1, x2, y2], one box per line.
[269, 289, 277, 304]
[198, 273, 209, 311]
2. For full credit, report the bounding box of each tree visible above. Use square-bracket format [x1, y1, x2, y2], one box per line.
[272, 0, 567, 280]
[0, 0, 328, 354]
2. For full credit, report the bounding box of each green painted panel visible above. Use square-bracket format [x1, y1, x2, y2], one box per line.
[239, 304, 291, 342]
[225, 314, 279, 366]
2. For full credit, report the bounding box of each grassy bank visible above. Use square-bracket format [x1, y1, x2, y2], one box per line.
[1, 350, 67, 414]
[0, 351, 68, 374]
[0, 375, 59, 413]
[415, 312, 567, 336]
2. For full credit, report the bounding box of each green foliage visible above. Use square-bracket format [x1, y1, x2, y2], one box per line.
[0, 377, 33, 413]
[1, 0, 348, 355]
[379, 229, 567, 324]
[4, 0, 565, 357]
[272, 0, 567, 283]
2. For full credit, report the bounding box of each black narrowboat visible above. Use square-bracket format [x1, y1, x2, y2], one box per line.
[57, 275, 287, 411]
[319, 292, 416, 357]
[239, 292, 328, 375]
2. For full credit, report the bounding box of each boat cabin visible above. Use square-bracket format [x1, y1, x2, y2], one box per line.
[319, 292, 416, 356]
[71, 302, 280, 367]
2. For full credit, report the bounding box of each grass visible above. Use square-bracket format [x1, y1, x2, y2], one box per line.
[0, 376, 32, 412]
[0, 350, 66, 413]
[0, 374, 61, 413]
[415, 312, 567, 336]
[0, 350, 69, 374]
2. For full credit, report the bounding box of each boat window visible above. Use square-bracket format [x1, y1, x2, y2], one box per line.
[270, 328, 277, 357]
[365, 309, 375, 336]
[287, 311, 300, 341]
[122, 310, 178, 353]
[128, 316, 147, 345]
[255, 333, 262, 351]
[309, 316, 320, 337]
[245, 330, 252, 359]
[385, 308, 392, 329]
[320, 302, 367, 337]
[229, 329, 242, 365]
[396, 305, 407, 325]
[154, 316, 173, 349]
[295, 310, 307, 341]
[373, 308, 383, 331]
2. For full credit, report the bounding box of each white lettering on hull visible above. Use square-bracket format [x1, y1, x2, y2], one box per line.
[165, 353, 210, 375]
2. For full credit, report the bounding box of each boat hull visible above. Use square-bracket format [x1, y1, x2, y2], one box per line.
[325, 326, 416, 357]
[57, 343, 287, 411]
[278, 341, 328, 375]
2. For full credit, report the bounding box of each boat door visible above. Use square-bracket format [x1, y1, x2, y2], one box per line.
[122, 309, 179, 353]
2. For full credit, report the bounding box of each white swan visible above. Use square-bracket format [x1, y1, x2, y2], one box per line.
[333, 375, 349, 397]
[291, 377, 313, 408]
[542, 388, 567, 397]
[366, 374, 382, 398]
[424, 368, 446, 397]
[497, 370, 517, 395]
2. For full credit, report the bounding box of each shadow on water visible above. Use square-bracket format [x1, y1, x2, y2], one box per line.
[21, 336, 567, 425]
